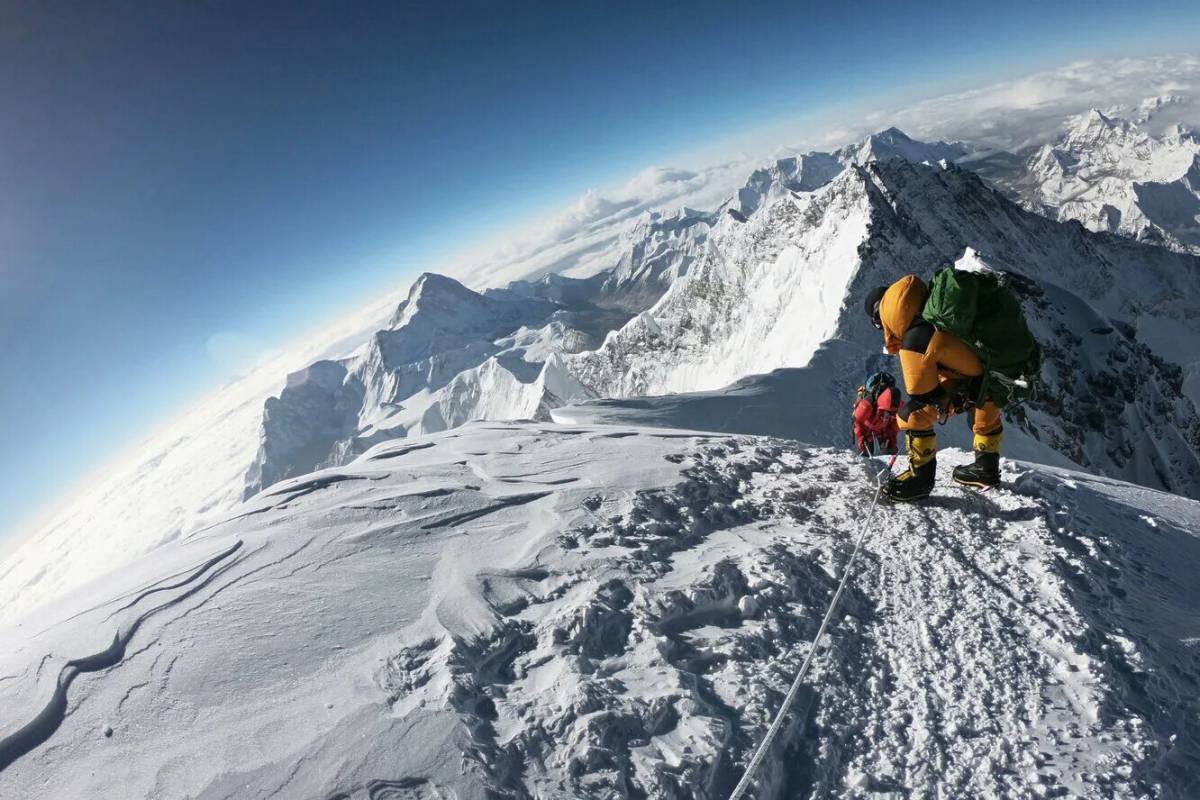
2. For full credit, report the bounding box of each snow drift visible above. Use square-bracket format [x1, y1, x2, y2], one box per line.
[1, 423, 1197, 798]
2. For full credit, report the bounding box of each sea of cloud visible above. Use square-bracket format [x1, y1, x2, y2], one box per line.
[872, 54, 1200, 150]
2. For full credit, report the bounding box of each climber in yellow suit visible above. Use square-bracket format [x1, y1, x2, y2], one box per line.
[863, 275, 1004, 501]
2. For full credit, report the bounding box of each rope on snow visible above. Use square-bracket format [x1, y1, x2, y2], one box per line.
[726, 459, 891, 800]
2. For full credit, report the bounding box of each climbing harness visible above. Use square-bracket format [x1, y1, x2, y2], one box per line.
[727, 458, 892, 800]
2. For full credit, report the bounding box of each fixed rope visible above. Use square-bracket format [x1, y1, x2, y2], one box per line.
[726, 458, 892, 800]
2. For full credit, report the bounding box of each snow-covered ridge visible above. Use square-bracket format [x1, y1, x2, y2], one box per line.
[729, 127, 967, 218]
[2, 423, 1197, 797]
[567, 158, 1200, 495]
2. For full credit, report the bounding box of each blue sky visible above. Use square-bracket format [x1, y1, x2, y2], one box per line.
[1, 0, 1197, 540]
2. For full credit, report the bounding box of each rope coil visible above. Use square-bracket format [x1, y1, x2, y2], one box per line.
[726, 461, 891, 800]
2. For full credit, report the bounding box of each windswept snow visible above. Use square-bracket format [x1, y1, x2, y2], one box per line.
[1, 423, 1197, 798]
[0, 290, 407, 628]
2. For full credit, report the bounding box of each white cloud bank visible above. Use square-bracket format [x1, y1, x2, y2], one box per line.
[450, 159, 757, 287]
[864, 55, 1200, 150]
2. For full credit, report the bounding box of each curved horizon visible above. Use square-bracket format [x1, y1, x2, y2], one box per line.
[2, 1, 1199, 544]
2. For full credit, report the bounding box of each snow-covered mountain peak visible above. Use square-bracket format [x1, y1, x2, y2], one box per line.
[845, 125, 969, 166]
[389, 271, 507, 331]
[973, 108, 1200, 253]
[1065, 107, 1123, 144]
[604, 206, 713, 295]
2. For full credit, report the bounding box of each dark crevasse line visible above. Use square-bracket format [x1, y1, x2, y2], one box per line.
[496, 476, 579, 486]
[261, 474, 369, 501]
[32, 540, 245, 637]
[420, 491, 553, 530]
[367, 440, 437, 461]
[107, 540, 247, 618]
[0, 540, 244, 774]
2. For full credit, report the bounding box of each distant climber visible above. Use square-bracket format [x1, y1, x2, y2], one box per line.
[863, 266, 1040, 501]
[853, 371, 900, 457]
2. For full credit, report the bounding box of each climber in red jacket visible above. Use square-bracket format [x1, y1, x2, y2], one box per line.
[853, 371, 900, 456]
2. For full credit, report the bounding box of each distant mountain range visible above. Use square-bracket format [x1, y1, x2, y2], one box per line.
[970, 108, 1200, 253]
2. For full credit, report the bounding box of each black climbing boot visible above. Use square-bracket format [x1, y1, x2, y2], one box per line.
[953, 432, 1002, 489]
[952, 450, 1001, 488]
[883, 432, 937, 502]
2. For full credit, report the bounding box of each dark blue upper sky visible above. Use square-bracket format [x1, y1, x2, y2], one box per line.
[1, 0, 1197, 537]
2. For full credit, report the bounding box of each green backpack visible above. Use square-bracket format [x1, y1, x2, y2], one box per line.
[921, 267, 1042, 407]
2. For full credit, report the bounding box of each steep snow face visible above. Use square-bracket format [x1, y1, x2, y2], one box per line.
[972, 109, 1200, 253]
[2, 423, 1198, 799]
[570, 170, 872, 397]
[595, 207, 715, 311]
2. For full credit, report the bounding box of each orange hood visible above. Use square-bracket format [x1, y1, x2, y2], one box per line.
[879, 275, 928, 353]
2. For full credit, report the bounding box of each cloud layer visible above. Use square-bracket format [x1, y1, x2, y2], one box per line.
[869, 55, 1200, 150]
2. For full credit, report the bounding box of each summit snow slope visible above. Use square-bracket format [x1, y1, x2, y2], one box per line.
[1, 422, 1198, 799]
